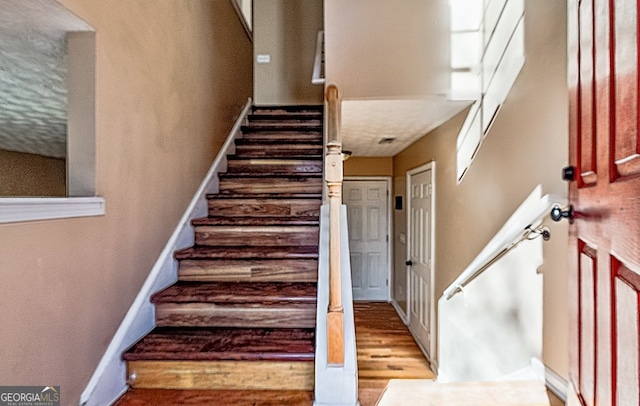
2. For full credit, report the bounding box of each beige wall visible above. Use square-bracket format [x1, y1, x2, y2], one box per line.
[0, 149, 66, 196]
[0, 0, 252, 402]
[253, 0, 323, 105]
[344, 157, 393, 177]
[392, 0, 569, 377]
[324, 0, 449, 99]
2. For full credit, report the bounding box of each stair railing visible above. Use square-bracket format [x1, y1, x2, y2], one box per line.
[315, 84, 357, 405]
[325, 84, 344, 365]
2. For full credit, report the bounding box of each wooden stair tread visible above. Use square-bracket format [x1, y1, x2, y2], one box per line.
[206, 193, 322, 200]
[252, 105, 322, 113]
[152, 281, 317, 304]
[249, 113, 322, 121]
[219, 172, 322, 179]
[124, 327, 315, 362]
[175, 245, 319, 260]
[114, 389, 314, 405]
[235, 138, 322, 146]
[192, 216, 319, 226]
[227, 156, 323, 161]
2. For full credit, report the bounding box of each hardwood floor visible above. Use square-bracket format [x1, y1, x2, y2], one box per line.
[354, 302, 435, 406]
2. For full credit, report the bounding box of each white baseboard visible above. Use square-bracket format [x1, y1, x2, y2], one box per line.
[79, 99, 252, 406]
[544, 365, 568, 402]
[390, 299, 409, 325]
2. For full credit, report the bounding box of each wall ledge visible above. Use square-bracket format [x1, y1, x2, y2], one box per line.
[0, 197, 106, 224]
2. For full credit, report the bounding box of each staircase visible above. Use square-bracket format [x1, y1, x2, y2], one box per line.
[122, 105, 324, 395]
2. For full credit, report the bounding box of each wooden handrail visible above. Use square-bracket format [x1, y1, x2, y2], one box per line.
[325, 84, 344, 365]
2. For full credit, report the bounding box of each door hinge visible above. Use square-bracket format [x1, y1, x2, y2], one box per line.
[428, 184, 433, 196]
[386, 279, 389, 286]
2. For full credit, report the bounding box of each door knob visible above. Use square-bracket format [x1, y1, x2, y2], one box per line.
[550, 204, 574, 223]
[405, 260, 413, 266]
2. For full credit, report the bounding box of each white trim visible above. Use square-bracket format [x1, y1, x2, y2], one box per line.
[344, 176, 393, 301]
[79, 99, 252, 406]
[312, 30, 325, 85]
[544, 364, 568, 402]
[405, 162, 437, 362]
[230, 0, 252, 42]
[0, 197, 105, 224]
[391, 298, 409, 325]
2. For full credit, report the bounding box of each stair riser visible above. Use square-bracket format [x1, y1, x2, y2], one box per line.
[127, 360, 314, 390]
[227, 160, 323, 174]
[239, 134, 323, 144]
[209, 199, 321, 217]
[219, 178, 322, 195]
[155, 304, 316, 328]
[194, 226, 319, 246]
[249, 119, 322, 126]
[234, 145, 322, 157]
[178, 259, 318, 282]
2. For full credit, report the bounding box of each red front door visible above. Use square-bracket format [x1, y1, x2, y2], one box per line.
[568, 0, 640, 405]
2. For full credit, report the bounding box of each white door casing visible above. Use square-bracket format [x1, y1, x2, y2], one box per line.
[343, 178, 391, 301]
[406, 163, 436, 360]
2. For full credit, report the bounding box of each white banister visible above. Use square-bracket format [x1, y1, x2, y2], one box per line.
[325, 84, 344, 365]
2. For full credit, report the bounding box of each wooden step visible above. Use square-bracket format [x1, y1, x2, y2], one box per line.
[114, 389, 314, 406]
[207, 197, 321, 218]
[194, 224, 319, 246]
[252, 105, 323, 115]
[208, 195, 322, 217]
[249, 113, 322, 121]
[152, 282, 317, 328]
[178, 258, 318, 282]
[219, 174, 322, 195]
[193, 216, 319, 226]
[226, 158, 323, 174]
[239, 133, 323, 144]
[234, 145, 322, 158]
[175, 245, 319, 260]
[127, 360, 314, 390]
[234, 140, 323, 158]
[124, 327, 315, 362]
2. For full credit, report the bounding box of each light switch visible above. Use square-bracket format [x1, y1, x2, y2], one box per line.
[257, 54, 271, 64]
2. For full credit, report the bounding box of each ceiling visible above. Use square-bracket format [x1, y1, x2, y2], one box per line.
[0, 0, 91, 158]
[341, 97, 470, 157]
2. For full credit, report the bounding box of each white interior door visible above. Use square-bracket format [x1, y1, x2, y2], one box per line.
[343, 179, 390, 301]
[407, 165, 434, 355]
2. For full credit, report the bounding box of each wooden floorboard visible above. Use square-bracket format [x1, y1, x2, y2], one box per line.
[113, 389, 314, 406]
[354, 302, 435, 406]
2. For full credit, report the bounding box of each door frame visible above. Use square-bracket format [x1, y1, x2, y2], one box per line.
[344, 176, 393, 301]
[405, 162, 436, 361]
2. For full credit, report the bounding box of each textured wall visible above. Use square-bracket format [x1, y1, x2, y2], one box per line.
[392, 0, 569, 378]
[0, 148, 65, 196]
[0, 0, 252, 402]
[0, 0, 92, 158]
